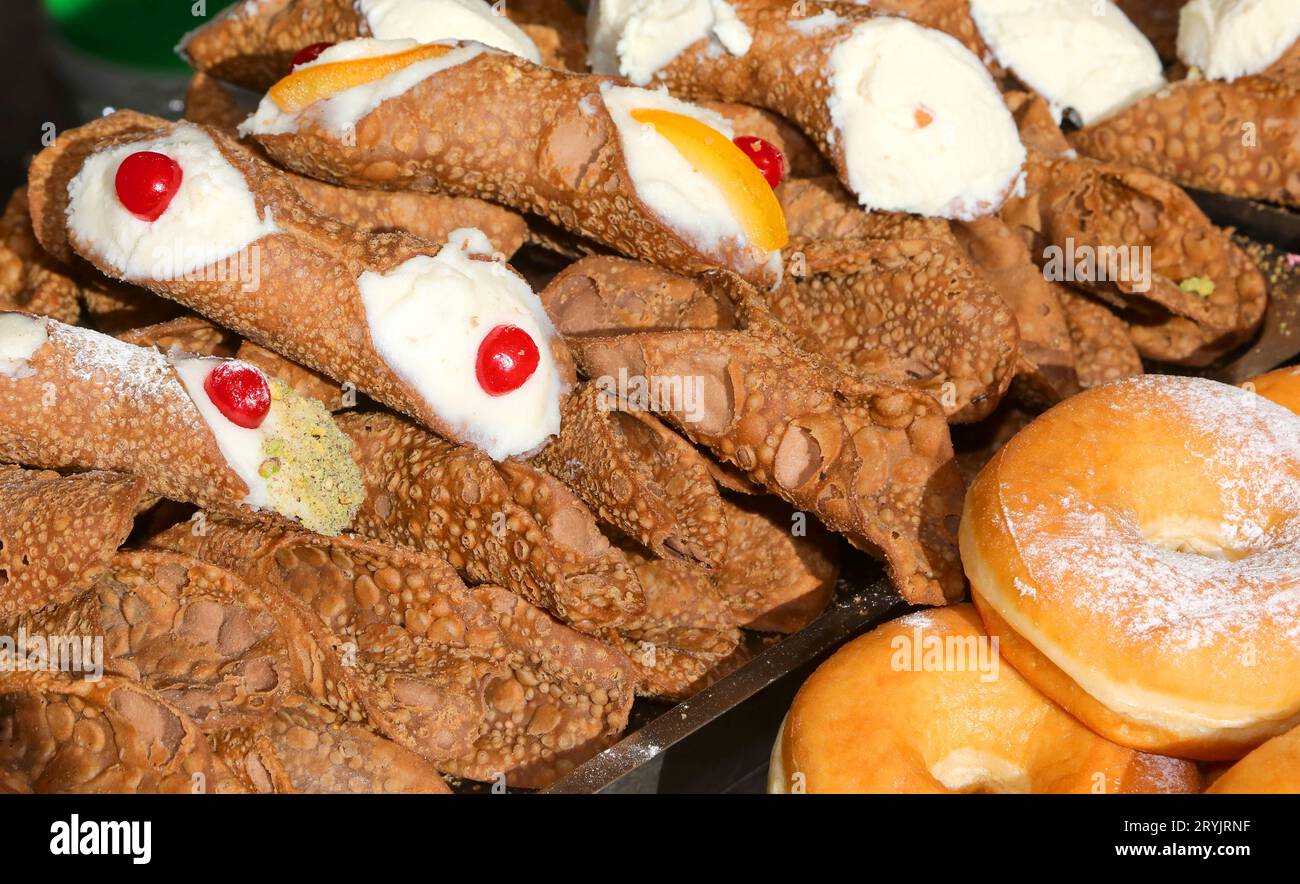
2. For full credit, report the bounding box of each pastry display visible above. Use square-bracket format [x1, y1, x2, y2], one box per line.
[2, 0, 1298, 798]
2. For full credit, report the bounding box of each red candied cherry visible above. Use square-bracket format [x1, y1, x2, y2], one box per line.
[290, 42, 335, 70]
[476, 325, 540, 396]
[732, 136, 786, 190]
[114, 151, 183, 222]
[204, 361, 271, 429]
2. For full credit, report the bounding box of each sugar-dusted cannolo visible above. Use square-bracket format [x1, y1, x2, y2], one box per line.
[0, 313, 362, 534]
[185, 71, 531, 258]
[566, 300, 966, 605]
[0, 465, 145, 619]
[714, 494, 839, 634]
[586, 0, 1026, 219]
[209, 693, 452, 793]
[180, 0, 546, 91]
[529, 382, 729, 569]
[337, 411, 646, 633]
[0, 671, 237, 794]
[7, 550, 292, 732]
[0, 188, 80, 324]
[28, 111, 571, 459]
[1071, 1, 1300, 206]
[151, 515, 507, 766]
[241, 39, 788, 286]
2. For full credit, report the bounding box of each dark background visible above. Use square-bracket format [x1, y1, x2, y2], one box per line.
[1, 1, 73, 195]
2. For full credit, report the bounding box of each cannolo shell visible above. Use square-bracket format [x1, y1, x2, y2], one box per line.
[0, 465, 145, 619]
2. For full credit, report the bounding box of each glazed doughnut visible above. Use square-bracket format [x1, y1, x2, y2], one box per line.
[768, 605, 1199, 793]
[1207, 725, 1300, 793]
[961, 375, 1300, 761]
[1244, 365, 1300, 415]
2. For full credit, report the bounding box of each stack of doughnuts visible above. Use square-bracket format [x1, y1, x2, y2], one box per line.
[774, 373, 1300, 793]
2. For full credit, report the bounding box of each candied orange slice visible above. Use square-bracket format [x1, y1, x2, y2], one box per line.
[629, 108, 788, 254]
[269, 44, 452, 113]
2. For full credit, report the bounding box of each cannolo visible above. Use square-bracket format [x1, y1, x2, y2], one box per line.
[209, 693, 452, 793]
[28, 111, 571, 459]
[542, 251, 1017, 423]
[713, 494, 838, 633]
[1057, 287, 1144, 388]
[0, 671, 236, 794]
[1002, 148, 1268, 364]
[7, 550, 292, 732]
[604, 544, 745, 701]
[337, 411, 646, 632]
[565, 300, 966, 606]
[180, 0, 546, 92]
[241, 39, 788, 287]
[0, 465, 145, 619]
[542, 255, 737, 334]
[586, 0, 1026, 219]
[463, 584, 638, 788]
[529, 382, 729, 569]
[185, 71, 531, 258]
[949, 215, 1081, 405]
[770, 238, 1018, 423]
[1070, 1, 1300, 206]
[1070, 76, 1300, 208]
[151, 515, 507, 765]
[0, 312, 362, 534]
[0, 188, 80, 324]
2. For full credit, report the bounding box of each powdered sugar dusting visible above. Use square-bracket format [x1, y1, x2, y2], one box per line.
[52, 321, 188, 407]
[1007, 376, 1300, 655]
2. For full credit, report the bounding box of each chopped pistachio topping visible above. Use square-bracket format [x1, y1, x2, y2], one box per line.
[1179, 276, 1216, 297]
[259, 379, 363, 535]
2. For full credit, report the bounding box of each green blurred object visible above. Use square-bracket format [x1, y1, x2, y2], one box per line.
[44, 0, 240, 71]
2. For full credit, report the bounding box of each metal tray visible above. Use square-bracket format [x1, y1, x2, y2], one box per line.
[538, 193, 1300, 794]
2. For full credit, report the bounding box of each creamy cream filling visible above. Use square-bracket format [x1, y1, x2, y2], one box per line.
[172, 356, 277, 510]
[0, 313, 49, 378]
[826, 17, 1025, 220]
[601, 83, 780, 274]
[1178, 0, 1300, 81]
[356, 0, 541, 63]
[240, 38, 484, 138]
[65, 124, 279, 282]
[587, 0, 752, 84]
[968, 0, 1166, 125]
[356, 228, 563, 460]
